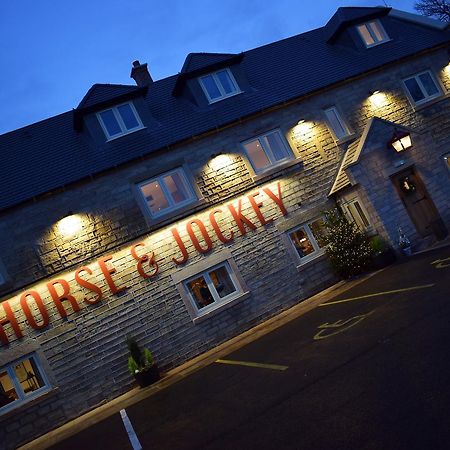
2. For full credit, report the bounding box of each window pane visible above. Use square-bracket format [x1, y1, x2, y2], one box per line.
[325, 108, 347, 139]
[265, 132, 290, 162]
[357, 24, 375, 46]
[14, 358, 44, 395]
[209, 266, 236, 298]
[369, 21, 384, 42]
[418, 73, 439, 97]
[0, 370, 18, 407]
[99, 110, 122, 136]
[290, 228, 315, 258]
[187, 276, 214, 309]
[353, 202, 370, 227]
[163, 172, 190, 204]
[309, 219, 327, 248]
[140, 180, 169, 215]
[216, 70, 235, 95]
[404, 78, 425, 102]
[201, 75, 221, 100]
[117, 104, 139, 130]
[244, 139, 271, 171]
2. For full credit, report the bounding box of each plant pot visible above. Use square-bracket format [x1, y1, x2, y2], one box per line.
[134, 364, 160, 388]
[372, 248, 397, 269]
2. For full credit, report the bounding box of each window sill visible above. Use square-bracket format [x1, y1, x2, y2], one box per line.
[192, 291, 251, 324]
[295, 251, 327, 271]
[252, 158, 302, 182]
[412, 92, 450, 112]
[105, 126, 146, 142]
[0, 387, 59, 421]
[147, 198, 207, 230]
[207, 90, 243, 104]
[364, 38, 392, 49]
[336, 133, 357, 145]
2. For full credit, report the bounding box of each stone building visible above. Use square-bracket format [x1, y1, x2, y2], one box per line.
[0, 6, 449, 448]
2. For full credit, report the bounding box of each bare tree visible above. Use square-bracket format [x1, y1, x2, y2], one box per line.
[414, 0, 450, 22]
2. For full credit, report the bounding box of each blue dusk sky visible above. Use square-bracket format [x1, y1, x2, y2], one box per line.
[0, 0, 419, 135]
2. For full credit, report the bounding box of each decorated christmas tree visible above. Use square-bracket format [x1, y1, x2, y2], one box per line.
[323, 208, 373, 278]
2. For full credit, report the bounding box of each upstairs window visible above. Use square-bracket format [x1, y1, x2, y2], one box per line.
[97, 102, 143, 140]
[444, 153, 450, 172]
[1, 354, 50, 414]
[242, 130, 294, 174]
[199, 69, 240, 103]
[324, 107, 351, 141]
[138, 168, 197, 219]
[357, 20, 389, 47]
[403, 71, 442, 106]
[289, 218, 327, 264]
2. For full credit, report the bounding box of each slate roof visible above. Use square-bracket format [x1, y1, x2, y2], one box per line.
[1, 7, 449, 211]
[77, 84, 143, 109]
[180, 53, 240, 73]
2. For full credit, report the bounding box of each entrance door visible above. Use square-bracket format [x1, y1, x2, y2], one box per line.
[392, 168, 447, 239]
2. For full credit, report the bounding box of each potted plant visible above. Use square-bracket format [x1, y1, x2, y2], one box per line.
[369, 235, 397, 269]
[126, 337, 160, 388]
[398, 227, 412, 256]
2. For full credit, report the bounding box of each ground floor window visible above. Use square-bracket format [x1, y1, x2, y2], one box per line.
[173, 252, 249, 323]
[341, 198, 371, 231]
[0, 354, 50, 413]
[289, 217, 327, 263]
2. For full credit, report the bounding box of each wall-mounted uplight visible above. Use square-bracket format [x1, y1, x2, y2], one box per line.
[369, 90, 387, 108]
[389, 129, 412, 152]
[293, 119, 314, 136]
[210, 152, 231, 171]
[57, 212, 83, 237]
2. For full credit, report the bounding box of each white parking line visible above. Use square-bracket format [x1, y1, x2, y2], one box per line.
[120, 409, 142, 450]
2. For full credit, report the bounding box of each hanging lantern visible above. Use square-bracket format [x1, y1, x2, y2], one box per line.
[389, 129, 412, 152]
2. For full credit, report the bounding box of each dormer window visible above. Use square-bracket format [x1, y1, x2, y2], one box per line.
[97, 102, 144, 140]
[199, 69, 240, 103]
[357, 20, 389, 47]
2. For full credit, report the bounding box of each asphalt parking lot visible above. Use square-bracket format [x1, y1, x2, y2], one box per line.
[46, 245, 450, 450]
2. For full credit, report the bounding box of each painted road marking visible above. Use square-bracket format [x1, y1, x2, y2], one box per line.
[319, 284, 435, 307]
[120, 409, 142, 450]
[215, 359, 288, 371]
[431, 257, 450, 269]
[313, 311, 373, 340]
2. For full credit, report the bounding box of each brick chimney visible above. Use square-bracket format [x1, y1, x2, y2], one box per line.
[130, 60, 152, 86]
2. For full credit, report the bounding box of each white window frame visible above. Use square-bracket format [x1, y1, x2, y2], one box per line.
[288, 217, 327, 265]
[341, 197, 371, 231]
[172, 251, 249, 323]
[324, 107, 351, 141]
[443, 153, 450, 173]
[402, 70, 443, 106]
[137, 167, 197, 219]
[0, 353, 51, 415]
[242, 129, 294, 174]
[97, 101, 144, 140]
[356, 20, 389, 48]
[199, 68, 241, 103]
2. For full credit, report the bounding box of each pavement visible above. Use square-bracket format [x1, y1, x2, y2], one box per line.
[20, 243, 450, 450]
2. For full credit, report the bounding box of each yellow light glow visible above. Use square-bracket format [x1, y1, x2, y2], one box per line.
[293, 120, 314, 136]
[369, 91, 387, 108]
[210, 154, 231, 171]
[57, 214, 83, 237]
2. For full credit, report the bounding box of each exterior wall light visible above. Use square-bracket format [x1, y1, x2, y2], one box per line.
[293, 119, 314, 135]
[369, 90, 387, 108]
[57, 212, 83, 237]
[210, 152, 230, 171]
[389, 130, 412, 152]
